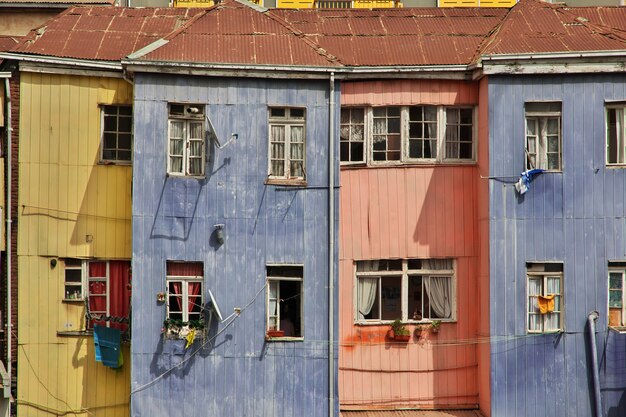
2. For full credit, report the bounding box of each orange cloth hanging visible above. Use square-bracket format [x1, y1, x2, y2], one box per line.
[538, 294, 556, 314]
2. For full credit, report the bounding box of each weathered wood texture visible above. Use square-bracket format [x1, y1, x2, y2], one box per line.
[338, 80, 483, 409]
[17, 72, 132, 417]
[488, 73, 626, 417]
[131, 74, 339, 417]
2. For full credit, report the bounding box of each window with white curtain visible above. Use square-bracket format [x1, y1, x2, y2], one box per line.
[527, 263, 563, 333]
[525, 102, 562, 171]
[606, 104, 626, 165]
[355, 259, 455, 323]
[268, 107, 306, 181]
[340, 105, 475, 165]
[167, 103, 205, 177]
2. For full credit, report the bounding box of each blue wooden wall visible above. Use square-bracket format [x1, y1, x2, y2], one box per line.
[488, 74, 626, 417]
[130, 74, 339, 417]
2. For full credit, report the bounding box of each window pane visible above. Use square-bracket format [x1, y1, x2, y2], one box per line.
[357, 277, 379, 320]
[610, 290, 623, 308]
[610, 272, 623, 289]
[408, 276, 423, 320]
[381, 276, 402, 320]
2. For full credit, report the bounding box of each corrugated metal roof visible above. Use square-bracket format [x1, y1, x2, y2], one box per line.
[0, 36, 20, 53]
[481, 0, 626, 56]
[340, 410, 484, 417]
[6, 0, 626, 68]
[11, 6, 204, 61]
[0, 0, 112, 4]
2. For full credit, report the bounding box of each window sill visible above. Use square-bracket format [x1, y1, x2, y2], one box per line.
[265, 336, 304, 342]
[606, 164, 626, 169]
[355, 319, 455, 326]
[166, 173, 206, 180]
[609, 326, 626, 333]
[265, 178, 307, 187]
[98, 161, 132, 166]
[57, 330, 92, 337]
[341, 161, 476, 170]
[527, 329, 563, 335]
[62, 298, 85, 304]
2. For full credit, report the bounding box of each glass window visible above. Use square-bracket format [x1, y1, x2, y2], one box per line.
[167, 104, 205, 177]
[525, 102, 562, 171]
[269, 108, 306, 180]
[101, 105, 133, 163]
[527, 262, 563, 333]
[607, 106, 626, 165]
[266, 265, 303, 339]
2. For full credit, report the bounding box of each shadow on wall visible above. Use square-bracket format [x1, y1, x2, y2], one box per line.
[602, 330, 626, 417]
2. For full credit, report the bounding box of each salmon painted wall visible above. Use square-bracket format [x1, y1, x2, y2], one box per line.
[17, 72, 132, 417]
[339, 80, 483, 409]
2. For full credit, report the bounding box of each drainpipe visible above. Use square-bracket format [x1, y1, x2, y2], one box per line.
[3, 76, 12, 417]
[587, 311, 602, 417]
[328, 72, 335, 417]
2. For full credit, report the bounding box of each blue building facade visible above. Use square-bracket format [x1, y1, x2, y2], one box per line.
[129, 73, 339, 417]
[487, 73, 626, 417]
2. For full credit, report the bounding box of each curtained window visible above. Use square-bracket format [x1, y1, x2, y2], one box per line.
[166, 261, 204, 323]
[87, 260, 132, 331]
[167, 103, 206, 177]
[268, 107, 306, 181]
[339, 105, 475, 165]
[527, 263, 563, 333]
[355, 259, 455, 323]
[525, 102, 562, 171]
[606, 105, 626, 165]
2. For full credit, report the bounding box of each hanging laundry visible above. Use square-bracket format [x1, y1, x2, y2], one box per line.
[515, 169, 545, 195]
[538, 294, 556, 314]
[185, 328, 196, 349]
[93, 324, 122, 369]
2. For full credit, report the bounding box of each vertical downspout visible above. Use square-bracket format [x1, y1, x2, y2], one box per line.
[4, 77, 12, 403]
[328, 72, 335, 417]
[587, 311, 602, 417]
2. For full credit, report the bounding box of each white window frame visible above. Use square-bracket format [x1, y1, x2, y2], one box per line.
[340, 105, 476, 165]
[268, 107, 306, 181]
[167, 103, 206, 177]
[88, 261, 110, 327]
[526, 263, 564, 334]
[606, 104, 626, 166]
[166, 268, 204, 323]
[100, 105, 133, 164]
[266, 264, 304, 339]
[354, 259, 456, 324]
[608, 264, 626, 328]
[524, 102, 562, 172]
[64, 259, 87, 301]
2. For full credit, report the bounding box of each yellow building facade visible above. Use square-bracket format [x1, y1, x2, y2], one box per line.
[17, 71, 132, 417]
[173, 0, 400, 8]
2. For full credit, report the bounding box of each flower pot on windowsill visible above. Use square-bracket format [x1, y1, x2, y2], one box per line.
[266, 329, 285, 338]
[393, 333, 411, 342]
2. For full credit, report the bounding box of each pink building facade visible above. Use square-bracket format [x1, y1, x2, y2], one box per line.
[338, 79, 490, 413]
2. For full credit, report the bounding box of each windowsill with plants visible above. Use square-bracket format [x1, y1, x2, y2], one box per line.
[162, 318, 206, 340]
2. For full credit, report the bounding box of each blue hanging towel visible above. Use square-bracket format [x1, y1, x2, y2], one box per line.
[515, 169, 545, 195]
[93, 324, 122, 369]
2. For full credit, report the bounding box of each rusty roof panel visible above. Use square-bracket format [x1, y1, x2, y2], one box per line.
[62, 30, 104, 59]
[481, 0, 626, 56]
[73, 14, 113, 31]
[0, 36, 20, 53]
[11, 6, 204, 61]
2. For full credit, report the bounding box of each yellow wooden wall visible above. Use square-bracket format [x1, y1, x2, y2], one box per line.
[17, 72, 132, 417]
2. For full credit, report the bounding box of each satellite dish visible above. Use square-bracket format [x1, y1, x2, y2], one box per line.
[207, 289, 223, 322]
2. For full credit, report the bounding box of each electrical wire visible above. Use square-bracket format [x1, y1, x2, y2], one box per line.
[130, 283, 266, 396]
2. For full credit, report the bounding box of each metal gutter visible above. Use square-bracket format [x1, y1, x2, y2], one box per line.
[0, 53, 121, 71]
[480, 50, 626, 62]
[328, 71, 335, 417]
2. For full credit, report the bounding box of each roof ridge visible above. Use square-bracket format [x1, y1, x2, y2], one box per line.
[262, 8, 343, 66]
[470, 0, 513, 62]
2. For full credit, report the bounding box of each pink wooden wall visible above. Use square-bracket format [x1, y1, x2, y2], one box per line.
[338, 79, 484, 410]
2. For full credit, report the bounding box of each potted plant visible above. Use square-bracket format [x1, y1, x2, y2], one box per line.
[163, 318, 206, 340]
[430, 320, 442, 334]
[414, 323, 430, 338]
[389, 319, 411, 342]
[266, 327, 285, 339]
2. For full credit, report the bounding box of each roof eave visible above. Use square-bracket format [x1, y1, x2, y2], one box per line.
[0, 52, 121, 71]
[123, 60, 473, 80]
[479, 50, 626, 75]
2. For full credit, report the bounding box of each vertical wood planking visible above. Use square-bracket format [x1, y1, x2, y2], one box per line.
[488, 73, 626, 417]
[17, 72, 133, 417]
